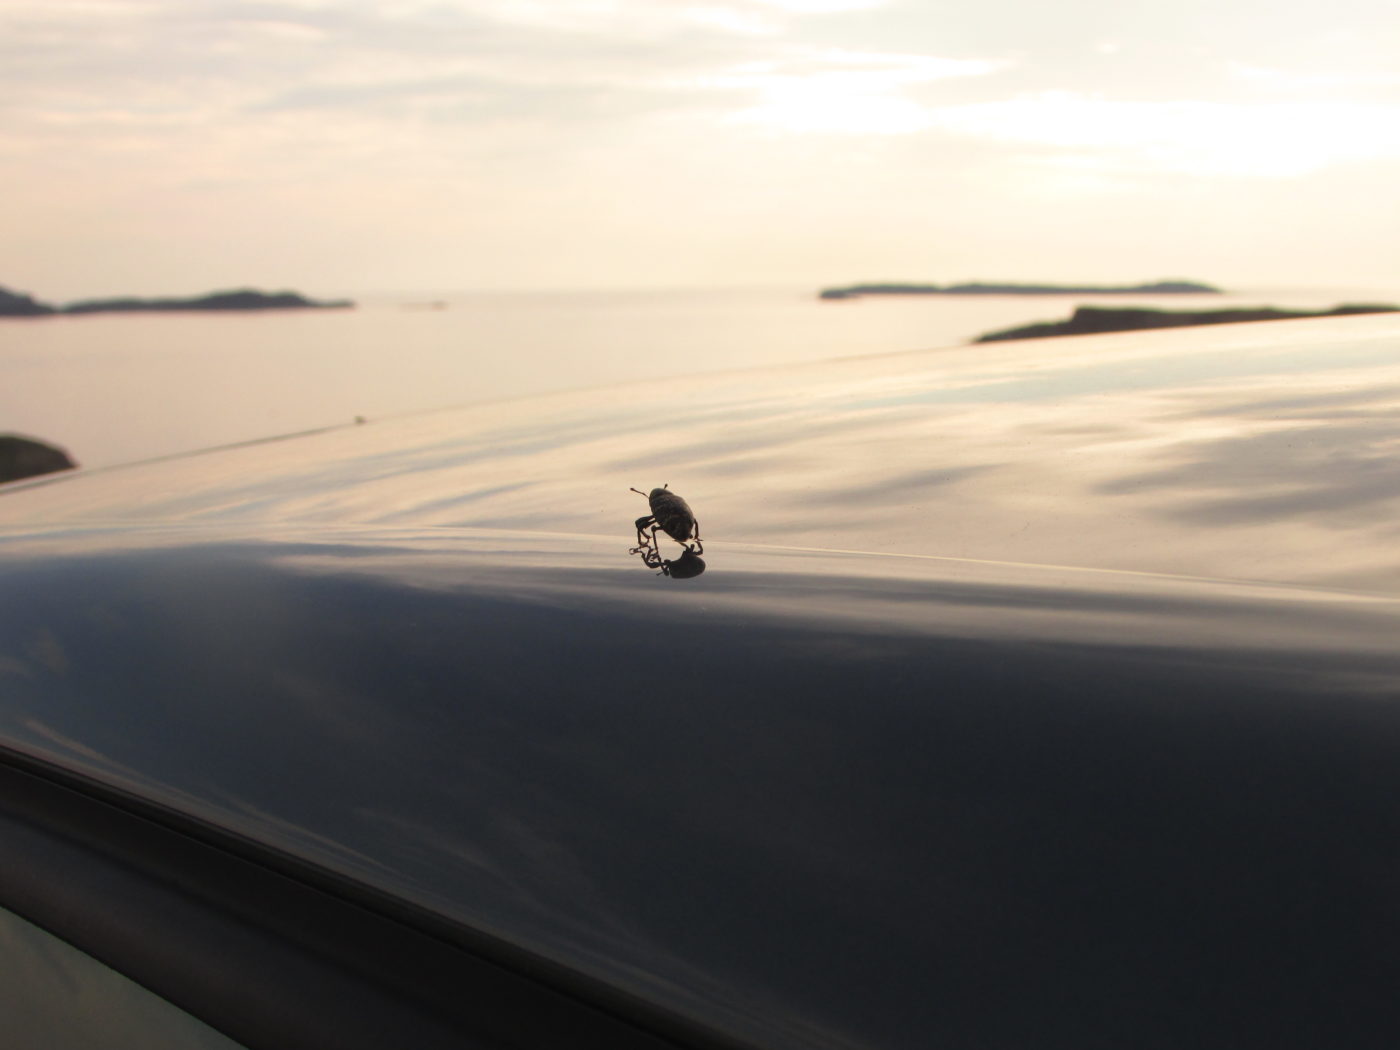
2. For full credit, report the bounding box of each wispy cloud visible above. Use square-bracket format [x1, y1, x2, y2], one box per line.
[0, 0, 993, 165]
[707, 49, 1008, 135]
[932, 93, 1400, 177]
[1228, 62, 1400, 96]
[5, 0, 1400, 292]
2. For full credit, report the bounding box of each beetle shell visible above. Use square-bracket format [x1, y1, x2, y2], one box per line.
[648, 488, 697, 544]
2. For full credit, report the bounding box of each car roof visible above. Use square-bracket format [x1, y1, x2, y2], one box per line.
[5, 314, 1400, 1047]
[6, 525, 1400, 1048]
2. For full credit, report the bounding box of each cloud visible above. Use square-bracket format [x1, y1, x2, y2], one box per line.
[1228, 62, 1400, 96]
[0, 1, 758, 126]
[702, 48, 1008, 135]
[0, 0, 984, 152]
[7, 0, 1400, 294]
[929, 92, 1400, 177]
[748, 0, 887, 11]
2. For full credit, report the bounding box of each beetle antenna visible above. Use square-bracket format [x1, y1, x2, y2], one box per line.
[630, 487, 647, 497]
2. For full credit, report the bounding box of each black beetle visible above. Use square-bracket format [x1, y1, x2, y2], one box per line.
[629, 485, 705, 577]
[630, 485, 702, 555]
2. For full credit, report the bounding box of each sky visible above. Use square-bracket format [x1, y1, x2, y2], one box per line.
[4, 0, 1400, 298]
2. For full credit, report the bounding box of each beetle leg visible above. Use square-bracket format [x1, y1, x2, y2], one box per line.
[629, 527, 667, 571]
[689, 520, 702, 556]
[634, 514, 656, 548]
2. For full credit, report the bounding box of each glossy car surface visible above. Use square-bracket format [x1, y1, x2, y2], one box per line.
[4, 313, 1400, 1048]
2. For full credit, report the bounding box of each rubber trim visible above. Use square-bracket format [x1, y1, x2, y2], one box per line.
[0, 751, 749, 1050]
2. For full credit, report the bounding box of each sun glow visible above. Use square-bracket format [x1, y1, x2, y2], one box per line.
[716, 50, 1004, 135]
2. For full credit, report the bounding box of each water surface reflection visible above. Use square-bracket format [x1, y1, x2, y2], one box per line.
[4, 313, 1400, 592]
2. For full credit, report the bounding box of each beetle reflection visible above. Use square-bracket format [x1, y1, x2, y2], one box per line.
[629, 485, 706, 578]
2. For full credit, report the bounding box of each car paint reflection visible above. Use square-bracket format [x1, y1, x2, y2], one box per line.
[4, 528, 1400, 1048]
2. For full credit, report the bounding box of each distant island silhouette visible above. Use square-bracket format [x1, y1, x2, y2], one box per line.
[0, 434, 76, 483]
[0, 284, 353, 317]
[820, 279, 1220, 300]
[975, 303, 1400, 343]
[0, 286, 56, 316]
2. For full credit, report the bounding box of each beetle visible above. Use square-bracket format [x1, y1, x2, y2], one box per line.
[630, 485, 702, 555]
[628, 485, 705, 577]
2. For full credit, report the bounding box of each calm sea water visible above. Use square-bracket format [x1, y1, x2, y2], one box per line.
[2, 285, 1393, 469]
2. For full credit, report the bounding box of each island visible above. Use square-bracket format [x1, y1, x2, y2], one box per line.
[0, 286, 56, 316]
[0, 434, 76, 484]
[974, 303, 1400, 343]
[819, 280, 1220, 300]
[0, 284, 353, 317]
